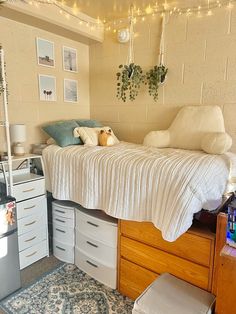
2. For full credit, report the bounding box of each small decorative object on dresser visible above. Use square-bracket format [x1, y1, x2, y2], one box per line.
[10, 124, 26, 156]
[52, 200, 75, 263]
[75, 206, 118, 289]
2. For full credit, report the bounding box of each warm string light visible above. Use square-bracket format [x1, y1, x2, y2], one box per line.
[105, 0, 236, 32]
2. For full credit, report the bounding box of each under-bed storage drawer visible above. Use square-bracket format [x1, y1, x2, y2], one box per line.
[120, 235, 210, 291]
[53, 238, 74, 264]
[119, 258, 158, 300]
[120, 220, 214, 267]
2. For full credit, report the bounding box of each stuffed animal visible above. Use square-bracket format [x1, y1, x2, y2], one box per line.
[98, 129, 115, 146]
[5, 209, 15, 225]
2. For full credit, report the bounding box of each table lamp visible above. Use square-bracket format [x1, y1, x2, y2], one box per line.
[10, 124, 26, 156]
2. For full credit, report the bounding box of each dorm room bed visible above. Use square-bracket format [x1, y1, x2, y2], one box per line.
[42, 141, 235, 298]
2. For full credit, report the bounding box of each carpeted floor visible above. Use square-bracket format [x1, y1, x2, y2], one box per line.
[0, 257, 133, 314]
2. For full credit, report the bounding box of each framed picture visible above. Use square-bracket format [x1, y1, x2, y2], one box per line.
[64, 79, 78, 102]
[38, 75, 56, 101]
[63, 46, 77, 72]
[36, 38, 55, 67]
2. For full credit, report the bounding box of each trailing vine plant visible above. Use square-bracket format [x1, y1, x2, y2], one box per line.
[146, 64, 168, 101]
[116, 5, 144, 102]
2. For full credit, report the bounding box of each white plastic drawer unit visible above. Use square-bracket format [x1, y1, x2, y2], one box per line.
[76, 231, 117, 267]
[76, 209, 118, 247]
[17, 212, 46, 236]
[17, 195, 47, 220]
[53, 238, 74, 264]
[75, 247, 117, 289]
[13, 178, 45, 202]
[18, 227, 47, 252]
[53, 214, 74, 229]
[52, 201, 75, 220]
[53, 223, 74, 244]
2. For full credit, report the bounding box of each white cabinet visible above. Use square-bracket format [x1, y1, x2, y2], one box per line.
[0, 155, 49, 270]
[52, 200, 75, 264]
[75, 206, 118, 289]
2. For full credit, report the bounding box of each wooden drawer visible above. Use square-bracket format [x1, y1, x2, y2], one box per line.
[17, 195, 47, 219]
[13, 179, 45, 202]
[120, 236, 211, 291]
[75, 247, 117, 289]
[18, 212, 46, 236]
[119, 258, 158, 300]
[53, 214, 74, 229]
[76, 210, 117, 247]
[76, 231, 117, 267]
[120, 220, 214, 267]
[18, 226, 47, 252]
[53, 238, 74, 264]
[53, 222, 74, 245]
[19, 240, 47, 269]
[52, 201, 75, 220]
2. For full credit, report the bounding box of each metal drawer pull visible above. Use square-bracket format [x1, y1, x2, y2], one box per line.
[55, 218, 65, 223]
[26, 251, 37, 258]
[25, 220, 36, 226]
[86, 260, 98, 268]
[87, 221, 99, 227]
[55, 209, 65, 214]
[23, 188, 35, 193]
[86, 241, 98, 248]
[24, 205, 36, 210]
[56, 228, 66, 233]
[25, 236, 36, 242]
[56, 246, 66, 251]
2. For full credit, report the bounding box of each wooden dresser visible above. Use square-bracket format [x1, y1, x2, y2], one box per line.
[118, 220, 216, 300]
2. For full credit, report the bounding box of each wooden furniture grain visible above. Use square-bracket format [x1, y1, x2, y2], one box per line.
[216, 245, 236, 314]
[118, 217, 227, 301]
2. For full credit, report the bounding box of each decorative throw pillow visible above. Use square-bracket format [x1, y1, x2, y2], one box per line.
[75, 119, 103, 128]
[42, 120, 82, 147]
[201, 132, 232, 154]
[74, 126, 119, 146]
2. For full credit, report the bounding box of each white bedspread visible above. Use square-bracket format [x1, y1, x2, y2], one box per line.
[42, 142, 235, 241]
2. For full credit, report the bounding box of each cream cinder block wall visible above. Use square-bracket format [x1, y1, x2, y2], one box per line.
[90, 7, 236, 152]
[0, 16, 90, 153]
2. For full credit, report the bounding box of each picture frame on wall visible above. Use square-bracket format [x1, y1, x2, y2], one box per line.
[63, 46, 77, 72]
[36, 38, 55, 67]
[38, 74, 56, 101]
[64, 79, 78, 102]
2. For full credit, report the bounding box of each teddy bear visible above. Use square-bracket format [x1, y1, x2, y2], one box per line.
[98, 128, 115, 146]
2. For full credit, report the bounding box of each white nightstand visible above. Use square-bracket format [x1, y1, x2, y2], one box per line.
[0, 154, 49, 269]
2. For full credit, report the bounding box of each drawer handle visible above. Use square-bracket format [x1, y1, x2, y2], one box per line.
[56, 245, 66, 251]
[56, 228, 66, 233]
[86, 260, 98, 268]
[24, 205, 36, 210]
[55, 218, 65, 223]
[86, 241, 98, 248]
[25, 220, 36, 226]
[23, 188, 35, 193]
[87, 221, 99, 227]
[25, 236, 36, 243]
[26, 251, 37, 258]
[55, 209, 65, 214]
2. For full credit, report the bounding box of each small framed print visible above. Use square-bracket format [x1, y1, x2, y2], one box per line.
[63, 46, 77, 72]
[38, 75, 56, 101]
[36, 38, 55, 67]
[64, 79, 78, 103]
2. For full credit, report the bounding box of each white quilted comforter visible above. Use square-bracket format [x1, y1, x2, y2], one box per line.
[42, 142, 236, 241]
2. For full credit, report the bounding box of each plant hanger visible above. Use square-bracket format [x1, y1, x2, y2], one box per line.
[116, 5, 144, 102]
[146, 11, 168, 101]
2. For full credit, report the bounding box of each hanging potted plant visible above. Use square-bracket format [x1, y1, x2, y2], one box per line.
[116, 6, 144, 102]
[145, 14, 168, 101]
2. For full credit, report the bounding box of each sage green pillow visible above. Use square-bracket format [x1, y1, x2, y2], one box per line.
[42, 120, 82, 147]
[75, 119, 103, 128]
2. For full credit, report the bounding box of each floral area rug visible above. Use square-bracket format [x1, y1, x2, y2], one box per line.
[0, 263, 133, 314]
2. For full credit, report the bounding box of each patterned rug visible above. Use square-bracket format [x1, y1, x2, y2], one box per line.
[0, 263, 133, 314]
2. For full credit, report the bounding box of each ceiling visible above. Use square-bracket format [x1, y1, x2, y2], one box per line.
[64, 0, 209, 21]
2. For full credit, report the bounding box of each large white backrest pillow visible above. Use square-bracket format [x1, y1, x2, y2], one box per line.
[169, 105, 225, 150]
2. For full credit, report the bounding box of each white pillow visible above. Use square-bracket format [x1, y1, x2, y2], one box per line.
[74, 126, 119, 146]
[201, 132, 232, 154]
